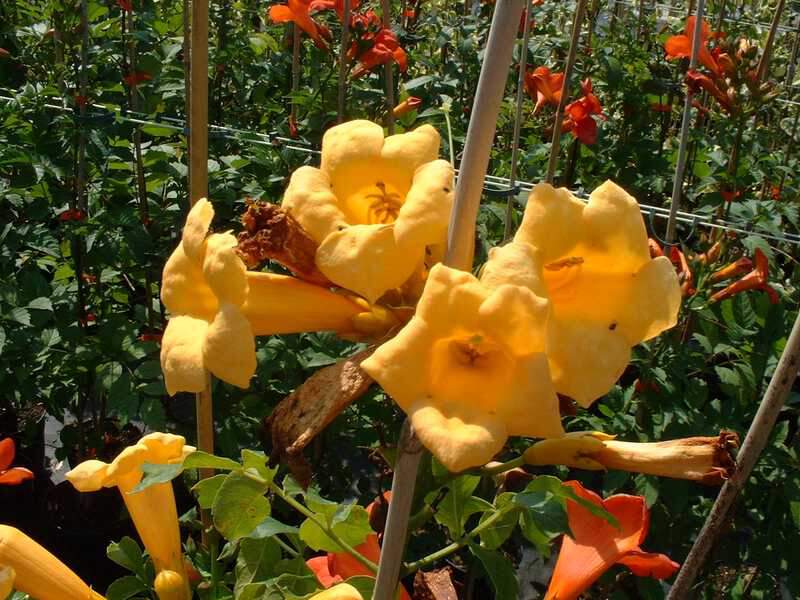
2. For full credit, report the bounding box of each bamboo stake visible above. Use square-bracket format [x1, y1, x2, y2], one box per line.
[381, 0, 396, 133]
[543, 0, 588, 184]
[503, 0, 533, 241]
[337, 0, 352, 123]
[189, 0, 214, 506]
[755, 0, 785, 83]
[665, 0, 706, 243]
[667, 310, 800, 598]
[183, 0, 191, 195]
[372, 4, 524, 599]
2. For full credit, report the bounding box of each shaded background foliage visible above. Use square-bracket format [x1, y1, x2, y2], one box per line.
[1, 0, 799, 598]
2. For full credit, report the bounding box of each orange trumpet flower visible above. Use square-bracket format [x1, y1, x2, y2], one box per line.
[561, 79, 605, 145]
[685, 70, 734, 114]
[525, 66, 564, 114]
[669, 246, 695, 296]
[710, 248, 779, 304]
[0, 438, 34, 485]
[309, 0, 360, 21]
[123, 71, 152, 87]
[544, 481, 679, 600]
[392, 96, 421, 117]
[664, 16, 722, 77]
[710, 256, 753, 283]
[269, 0, 332, 50]
[648, 238, 664, 258]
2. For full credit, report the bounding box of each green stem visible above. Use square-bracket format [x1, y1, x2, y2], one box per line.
[274, 534, 300, 558]
[209, 529, 221, 600]
[401, 505, 518, 576]
[268, 482, 378, 573]
[478, 455, 525, 477]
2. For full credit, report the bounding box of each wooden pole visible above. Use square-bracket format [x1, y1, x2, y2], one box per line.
[755, 0, 785, 83]
[543, 0, 588, 184]
[188, 0, 214, 526]
[503, 0, 533, 241]
[667, 310, 800, 598]
[372, 3, 524, 599]
[337, 0, 352, 123]
[381, 0, 396, 133]
[665, 0, 706, 243]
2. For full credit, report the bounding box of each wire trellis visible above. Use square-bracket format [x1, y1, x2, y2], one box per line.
[2, 92, 798, 248]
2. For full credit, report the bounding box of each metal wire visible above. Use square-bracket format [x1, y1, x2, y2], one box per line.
[1, 92, 798, 246]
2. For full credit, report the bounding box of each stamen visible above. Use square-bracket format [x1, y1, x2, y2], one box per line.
[545, 256, 585, 271]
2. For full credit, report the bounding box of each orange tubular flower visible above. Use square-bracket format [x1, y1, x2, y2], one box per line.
[544, 481, 679, 600]
[710, 256, 753, 283]
[392, 96, 422, 117]
[524, 66, 564, 114]
[710, 248, 779, 304]
[123, 71, 152, 87]
[347, 12, 407, 79]
[562, 80, 604, 145]
[669, 246, 695, 296]
[648, 238, 664, 259]
[269, 0, 332, 50]
[685, 70, 733, 113]
[664, 16, 722, 77]
[0, 438, 33, 485]
[309, 0, 360, 21]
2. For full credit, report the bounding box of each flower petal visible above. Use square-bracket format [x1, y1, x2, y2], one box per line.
[307, 556, 343, 588]
[546, 318, 631, 406]
[0, 438, 14, 471]
[203, 233, 248, 306]
[161, 242, 218, 319]
[665, 34, 692, 59]
[497, 353, 564, 439]
[160, 315, 210, 396]
[545, 482, 649, 600]
[480, 242, 547, 295]
[310, 583, 364, 600]
[393, 159, 454, 249]
[316, 224, 420, 303]
[139, 432, 187, 464]
[381, 124, 440, 174]
[65, 459, 110, 492]
[415, 264, 487, 332]
[203, 303, 256, 389]
[410, 400, 507, 472]
[617, 256, 681, 343]
[514, 183, 586, 264]
[0, 565, 13, 600]
[281, 166, 348, 242]
[320, 120, 386, 185]
[618, 549, 680, 579]
[478, 283, 550, 355]
[182, 198, 214, 262]
[0, 468, 34, 486]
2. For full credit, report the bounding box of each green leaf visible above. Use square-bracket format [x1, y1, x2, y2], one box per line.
[234, 537, 281, 598]
[479, 493, 520, 550]
[299, 504, 371, 553]
[213, 471, 271, 541]
[435, 474, 482, 537]
[248, 517, 299, 540]
[241, 449, 277, 483]
[469, 543, 518, 599]
[131, 462, 184, 492]
[193, 473, 228, 509]
[6, 307, 31, 326]
[185, 450, 242, 471]
[141, 124, 178, 137]
[106, 537, 146, 578]
[27, 297, 52, 311]
[105, 575, 148, 600]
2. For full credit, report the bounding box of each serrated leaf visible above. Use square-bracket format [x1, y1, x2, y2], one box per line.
[7, 308, 31, 326]
[213, 472, 271, 541]
[27, 297, 52, 311]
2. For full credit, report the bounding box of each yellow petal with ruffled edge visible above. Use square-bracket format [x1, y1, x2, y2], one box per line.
[281, 166, 348, 243]
[203, 233, 248, 306]
[479, 241, 547, 295]
[310, 583, 364, 600]
[393, 159, 454, 249]
[0, 565, 13, 599]
[161, 243, 218, 320]
[203, 303, 256, 388]
[546, 318, 631, 407]
[316, 224, 418, 304]
[362, 263, 562, 472]
[181, 198, 214, 262]
[160, 316, 209, 396]
[64, 459, 109, 492]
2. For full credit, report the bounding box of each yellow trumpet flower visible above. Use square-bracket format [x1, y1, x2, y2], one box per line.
[310, 583, 364, 600]
[363, 243, 564, 472]
[524, 431, 739, 484]
[282, 120, 455, 303]
[0, 526, 105, 600]
[161, 197, 401, 395]
[66, 432, 194, 600]
[514, 181, 681, 406]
